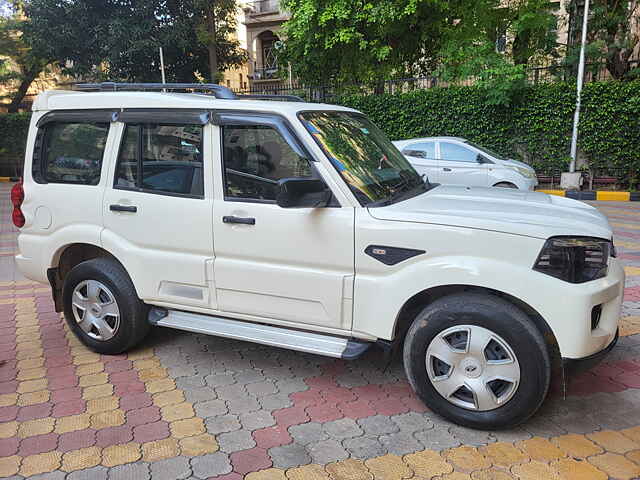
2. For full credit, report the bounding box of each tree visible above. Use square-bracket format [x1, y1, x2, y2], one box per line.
[24, 0, 246, 83]
[566, 0, 639, 79]
[434, 0, 558, 104]
[279, 0, 448, 85]
[0, 2, 53, 112]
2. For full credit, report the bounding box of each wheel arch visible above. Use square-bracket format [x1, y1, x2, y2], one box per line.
[48, 243, 134, 312]
[392, 284, 561, 371]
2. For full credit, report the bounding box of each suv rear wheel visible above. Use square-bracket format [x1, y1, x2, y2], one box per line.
[62, 257, 150, 354]
[403, 292, 550, 429]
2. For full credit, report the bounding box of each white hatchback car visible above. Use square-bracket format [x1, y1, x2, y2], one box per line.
[393, 136, 538, 190]
[12, 83, 621, 430]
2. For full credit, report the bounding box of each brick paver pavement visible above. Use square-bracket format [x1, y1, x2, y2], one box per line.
[2, 181, 640, 479]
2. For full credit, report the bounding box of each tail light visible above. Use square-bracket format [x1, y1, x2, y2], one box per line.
[11, 180, 25, 228]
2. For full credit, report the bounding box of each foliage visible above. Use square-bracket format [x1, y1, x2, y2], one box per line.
[279, 0, 447, 85]
[23, 0, 246, 82]
[564, 0, 640, 80]
[0, 2, 53, 113]
[336, 80, 640, 176]
[2, 81, 639, 179]
[0, 112, 30, 176]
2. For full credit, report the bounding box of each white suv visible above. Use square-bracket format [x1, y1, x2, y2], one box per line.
[12, 83, 623, 430]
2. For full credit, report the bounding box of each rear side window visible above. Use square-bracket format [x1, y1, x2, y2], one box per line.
[34, 122, 109, 185]
[115, 124, 204, 197]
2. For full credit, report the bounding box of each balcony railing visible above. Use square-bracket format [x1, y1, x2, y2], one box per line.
[251, 67, 279, 80]
[247, 0, 280, 14]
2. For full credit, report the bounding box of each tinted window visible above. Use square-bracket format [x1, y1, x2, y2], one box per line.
[222, 124, 312, 201]
[36, 122, 109, 184]
[115, 124, 204, 197]
[440, 142, 479, 163]
[403, 142, 435, 160]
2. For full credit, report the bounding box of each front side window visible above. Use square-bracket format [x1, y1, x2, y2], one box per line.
[403, 142, 436, 160]
[440, 142, 479, 163]
[222, 124, 312, 201]
[35, 122, 109, 185]
[115, 124, 204, 197]
[300, 111, 426, 206]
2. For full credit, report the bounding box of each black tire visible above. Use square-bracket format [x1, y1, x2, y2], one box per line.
[494, 182, 518, 189]
[403, 292, 550, 430]
[62, 257, 150, 354]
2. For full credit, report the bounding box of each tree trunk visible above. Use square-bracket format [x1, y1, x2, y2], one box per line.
[207, 7, 218, 82]
[7, 68, 39, 113]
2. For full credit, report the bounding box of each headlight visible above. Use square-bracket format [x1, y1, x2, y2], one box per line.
[533, 236, 612, 283]
[513, 166, 536, 179]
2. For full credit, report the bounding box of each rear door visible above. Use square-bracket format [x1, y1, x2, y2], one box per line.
[438, 140, 489, 186]
[401, 141, 440, 183]
[102, 111, 216, 310]
[211, 113, 355, 331]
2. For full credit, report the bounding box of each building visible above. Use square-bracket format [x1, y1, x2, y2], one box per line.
[222, 0, 291, 92]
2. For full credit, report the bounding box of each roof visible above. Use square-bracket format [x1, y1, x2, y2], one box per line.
[32, 90, 358, 115]
[393, 136, 467, 145]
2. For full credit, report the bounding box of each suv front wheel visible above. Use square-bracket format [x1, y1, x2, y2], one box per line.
[403, 292, 550, 429]
[62, 257, 150, 354]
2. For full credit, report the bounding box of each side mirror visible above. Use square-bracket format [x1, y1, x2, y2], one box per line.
[477, 155, 493, 164]
[276, 178, 332, 208]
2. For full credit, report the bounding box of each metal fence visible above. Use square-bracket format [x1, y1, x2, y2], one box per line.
[235, 60, 640, 101]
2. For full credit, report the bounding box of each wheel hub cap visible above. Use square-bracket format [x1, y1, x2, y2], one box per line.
[71, 280, 120, 341]
[425, 324, 520, 411]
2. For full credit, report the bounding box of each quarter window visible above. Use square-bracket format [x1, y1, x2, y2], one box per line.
[222, 124, 312, 201]
[115, 124, 204, 197]
[439, 142, 479, 163]
[35, 122, 109, 185]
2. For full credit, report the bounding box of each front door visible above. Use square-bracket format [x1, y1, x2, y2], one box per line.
[212, 114, 355, 331]
[401, 141, 440, 183]
[438, 140, 489, 186]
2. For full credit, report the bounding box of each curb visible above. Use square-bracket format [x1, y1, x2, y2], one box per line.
[537, 189, 640, 201]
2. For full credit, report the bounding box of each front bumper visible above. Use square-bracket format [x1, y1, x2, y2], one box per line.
[563, 329, 619, 376]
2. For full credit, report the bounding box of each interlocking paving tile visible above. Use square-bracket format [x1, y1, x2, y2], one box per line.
[2, 188, 640, 477]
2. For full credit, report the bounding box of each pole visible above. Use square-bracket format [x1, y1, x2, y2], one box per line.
[569, 0, 590, 173]
[159, 47, 167, 87]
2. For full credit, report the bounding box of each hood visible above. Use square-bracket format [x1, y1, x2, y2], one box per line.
[368, 185, 612, 240]
[499, 158, 534, 170]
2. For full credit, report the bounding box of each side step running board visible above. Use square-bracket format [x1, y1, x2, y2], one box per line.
[148, 308, 371, 360]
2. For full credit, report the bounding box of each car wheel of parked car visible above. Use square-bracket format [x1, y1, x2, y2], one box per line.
[494, 182, 518, 189]
[403, 292, 550, 430]
[62, 257, 150, 354]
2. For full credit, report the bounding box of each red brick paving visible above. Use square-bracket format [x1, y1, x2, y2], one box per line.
[253, 425, 292, 449]
[230, 447, 272, 476]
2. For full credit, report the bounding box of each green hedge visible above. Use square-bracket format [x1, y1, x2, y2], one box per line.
[0, 112, 31, 177]
[337, 80, 640, 177]
[1, 81, 639, 178]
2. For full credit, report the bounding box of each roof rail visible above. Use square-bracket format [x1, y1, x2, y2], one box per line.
[238, 94, 305, 102]
[73, 82, 237, 100]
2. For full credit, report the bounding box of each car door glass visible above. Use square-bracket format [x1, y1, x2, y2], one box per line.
[115, 124, 204, 197]
[36, 122, 109, 185]
[440, 142, 479, 163]
[403, 142, 435, 160]
[222, 124, 312, 201]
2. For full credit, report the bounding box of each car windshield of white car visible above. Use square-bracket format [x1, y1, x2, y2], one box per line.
[464, 140, 507, 161]
[300, 112, 427, 206]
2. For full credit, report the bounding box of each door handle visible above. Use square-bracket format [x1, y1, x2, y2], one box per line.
[223, 216, 256, 225]
[443, 168, 452, 172]
[109, 204, 137, 213]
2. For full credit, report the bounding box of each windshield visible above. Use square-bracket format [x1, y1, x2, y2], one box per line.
[463, 140, 507, 161]
[300, 111, 426, 206]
